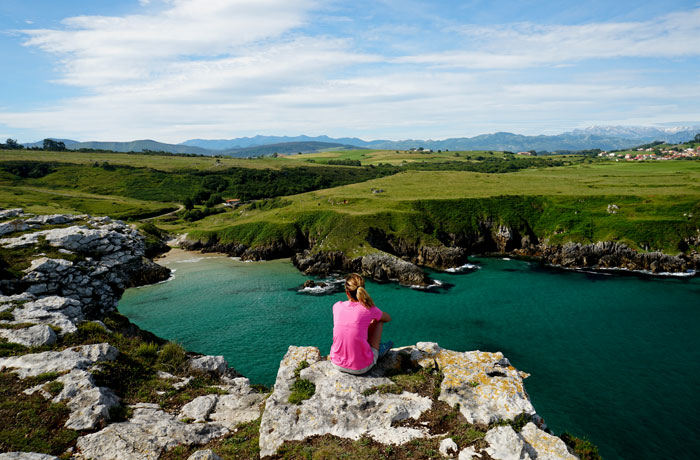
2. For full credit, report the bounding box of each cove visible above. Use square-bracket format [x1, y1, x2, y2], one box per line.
[118, 249, 700, 460]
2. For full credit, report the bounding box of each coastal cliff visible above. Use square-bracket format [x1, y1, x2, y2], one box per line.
[181, 215, 699, 286]
[0, 210, 594, 459]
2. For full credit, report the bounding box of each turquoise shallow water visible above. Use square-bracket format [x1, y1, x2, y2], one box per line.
[119, 250, 700, 460]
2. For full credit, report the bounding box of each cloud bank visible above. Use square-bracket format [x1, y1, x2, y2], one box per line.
[2, 1, 700, 141]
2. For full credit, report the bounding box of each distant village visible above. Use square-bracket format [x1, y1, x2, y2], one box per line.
[597, 145, 700, 161]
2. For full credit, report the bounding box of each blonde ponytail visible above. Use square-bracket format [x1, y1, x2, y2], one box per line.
[345, 273, 375, 309]
[356, 286, 375, 309]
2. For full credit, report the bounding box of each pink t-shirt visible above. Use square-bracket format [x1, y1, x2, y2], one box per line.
[330, 300, 383, 370]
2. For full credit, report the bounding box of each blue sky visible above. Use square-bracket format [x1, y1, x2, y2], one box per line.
[1, 0, 699, 143]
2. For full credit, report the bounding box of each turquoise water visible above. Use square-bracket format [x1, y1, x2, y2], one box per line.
[119, 250, 700, 460]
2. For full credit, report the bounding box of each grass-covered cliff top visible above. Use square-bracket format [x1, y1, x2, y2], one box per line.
[181, 161, 700, 255]
[2, 149, 699, 255]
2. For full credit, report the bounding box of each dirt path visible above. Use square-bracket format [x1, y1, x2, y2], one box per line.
[140, 204, 184, 221]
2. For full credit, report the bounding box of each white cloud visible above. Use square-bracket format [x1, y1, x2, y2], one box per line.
[21, 0, 317, 87]
[3, 3, 700, 141]
[399, 8, 700, 69]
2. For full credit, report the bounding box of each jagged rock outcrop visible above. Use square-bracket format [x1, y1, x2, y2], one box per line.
[0, 212, 268, 460]
[540, 241, 698, 274]
[0, 213, 171, 318]
[410, 342, 535, 424]
[76, 403, 229, 460]
[180, 232, 308, 262]
[259, 346, 433, 457]
[0, 343, 118, 378]
[292, 250, 431, 286]
[0, 343, 121, 430]
[76, 375, 265, 460]
[259, 343, 576, 459]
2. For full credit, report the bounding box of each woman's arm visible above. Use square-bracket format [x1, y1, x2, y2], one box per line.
[379, 311, 391, 323]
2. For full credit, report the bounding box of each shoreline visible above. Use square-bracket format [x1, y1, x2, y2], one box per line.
[166, 242, 699, 285]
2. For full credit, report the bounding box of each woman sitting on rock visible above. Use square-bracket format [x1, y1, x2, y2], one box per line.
[330, 273, 392, 374]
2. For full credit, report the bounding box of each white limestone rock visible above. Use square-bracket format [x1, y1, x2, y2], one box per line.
[484, 425, 533, 460]
[12, 296, 84, 334]
[458, 446, 478, 460]
[258, 345, 433, 458]
[76, 403, 228, 460]
[0, 208, 24, 220]
[440, 437, 459, 457]
[209, 392, 266, 428]
[0, 324, 57, 347]
[408, 342, 535, 424]
[187, 450, 223, 460]
[24, 257, 74, 274]
[25, 214, 82, 226]
[520, 423, 578, 460]
[0, 219, 29, 236]
[0, 343, 118, 378]
[0, 453, 59, 460]
[180, 395, 218, 423]
[179, 378, 265, 427]
[189, 355, 229, 375]
[0, 293, 36, 305]
[28, 369, 122, 430]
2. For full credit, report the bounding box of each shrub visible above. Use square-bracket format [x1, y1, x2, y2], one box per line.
[288, 379, 315, 405]
[293, 360, 309, 379]
[561, 432, 602, 460]
[135, 342, 160, 362]
[157, 342, 187, 373]
[45, 381, 64, 397]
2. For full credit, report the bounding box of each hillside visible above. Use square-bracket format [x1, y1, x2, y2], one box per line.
[1, 149, 698, 278]
[221, 141, 361, 157]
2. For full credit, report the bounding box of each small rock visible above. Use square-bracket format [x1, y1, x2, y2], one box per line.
[0, 453, 59, 460]
[0, 343, 118, 378]
[0, 208, 24, 219]
[0, 324, 57, 347]
[520, 422, 577, 460]
[187, 450, 223, 460]
[189, 355, 228, 375]
[458, 446, 478, 460]
[484, 425, 533, 460]
[440, 438, 459, 457]
[180, 395, 218, 423]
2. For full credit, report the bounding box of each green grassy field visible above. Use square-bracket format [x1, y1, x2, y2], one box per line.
[0, 150, 327, 171]
[179, 160, 700, 255]
[0, 185, 175, 220]
[285, 148, 512, 165]
[2, 149, 698, 255]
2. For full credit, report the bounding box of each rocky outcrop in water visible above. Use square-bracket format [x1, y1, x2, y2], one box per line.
[292, 250, 431, 286]
[537, 241, 699, 274]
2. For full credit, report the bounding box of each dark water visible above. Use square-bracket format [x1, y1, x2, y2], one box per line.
[118, 250, 700, 460]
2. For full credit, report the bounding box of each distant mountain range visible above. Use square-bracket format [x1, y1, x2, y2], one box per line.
[22, 139, 358, 157]
[23, 125, 700, 156]
[180, 126, 700, 152]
